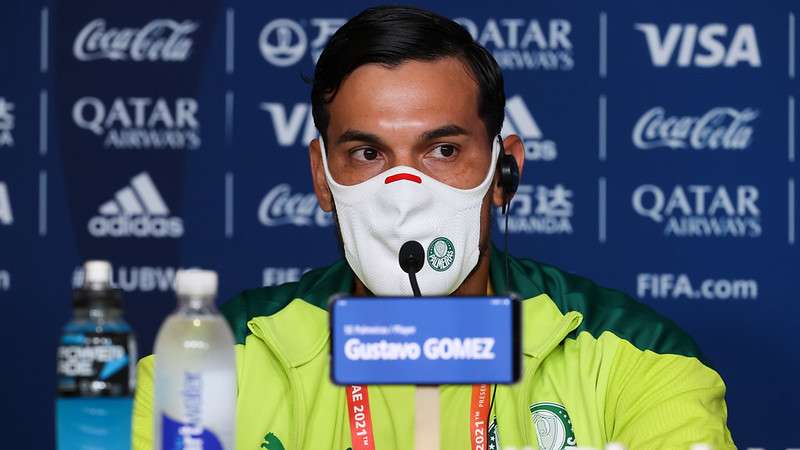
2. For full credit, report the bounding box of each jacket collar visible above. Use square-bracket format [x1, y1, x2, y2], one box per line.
[247, 245, 582, 368]
[248, 298, 330, 368]
[521, 294, 582, 359]
[487, 245, 583, 358]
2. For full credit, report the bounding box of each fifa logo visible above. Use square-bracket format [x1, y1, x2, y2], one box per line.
[259, 18, 345, 66]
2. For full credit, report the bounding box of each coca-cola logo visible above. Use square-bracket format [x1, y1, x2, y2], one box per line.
[632, 106, 758, 150]
[73, 18, 198, 62]
[258, 184, 332, 227]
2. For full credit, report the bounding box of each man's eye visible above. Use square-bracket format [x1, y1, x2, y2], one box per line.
[431, 144, 457, 159]
[352, 148, 379, 161]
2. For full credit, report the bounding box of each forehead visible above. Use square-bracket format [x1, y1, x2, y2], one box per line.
[326, 58, 481, 136]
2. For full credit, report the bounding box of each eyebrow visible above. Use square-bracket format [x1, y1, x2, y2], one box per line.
[335, 124, 470, 147]
[336, 129, 386, 146]
[419, 124, 469, 142]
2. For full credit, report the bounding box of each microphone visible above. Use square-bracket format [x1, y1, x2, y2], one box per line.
[398, 240, 424, 297]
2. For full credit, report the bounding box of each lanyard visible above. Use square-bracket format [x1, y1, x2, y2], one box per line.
[346, 384, 493, 450]
[470, 384, 493, 450]
[347, 385, 376, 450]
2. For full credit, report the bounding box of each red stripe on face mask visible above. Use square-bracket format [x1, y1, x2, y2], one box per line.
[385, 173, 422, 184]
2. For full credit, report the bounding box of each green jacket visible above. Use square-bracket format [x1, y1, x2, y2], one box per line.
[133, 248, 735, 450]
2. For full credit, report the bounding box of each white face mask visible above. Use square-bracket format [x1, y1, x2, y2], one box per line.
[320, 138, 500, 296]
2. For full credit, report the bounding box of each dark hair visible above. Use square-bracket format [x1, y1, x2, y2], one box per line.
[311, 5, 505, 143]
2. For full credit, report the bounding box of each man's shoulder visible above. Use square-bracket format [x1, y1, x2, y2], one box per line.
[505, 251, 704, 361]
[220, 260, 352, 345]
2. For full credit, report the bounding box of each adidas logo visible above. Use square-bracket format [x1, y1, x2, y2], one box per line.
[87, 172, 184, 238]
[501, 95, 558, 161]
[502, 95, 543, 139]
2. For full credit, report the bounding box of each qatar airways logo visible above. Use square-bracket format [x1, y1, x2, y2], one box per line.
[632, 107, 758, 151]
[259, 18, 345, 67]
[635, 23, 761, 68]
[258, 184, 332, 227]
[632, 184, 761, 238]
[73, 18, 197, 62]
[73, 97, 200, 150]
[499, 184, 573, 235]
[454, 18, 574, 71]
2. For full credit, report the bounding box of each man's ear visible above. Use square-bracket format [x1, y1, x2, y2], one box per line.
[309, 138, 334, 212]
[491, 134, 525, 208]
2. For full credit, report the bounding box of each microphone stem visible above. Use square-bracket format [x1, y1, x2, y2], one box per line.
[408, 272, 422, 297]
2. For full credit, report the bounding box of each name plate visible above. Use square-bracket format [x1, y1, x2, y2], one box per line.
[330, 296, 521, 385]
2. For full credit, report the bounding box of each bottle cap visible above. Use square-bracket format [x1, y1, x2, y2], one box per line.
[73, 260, 122, 309]
[84, 260, 112, 287]
[175, 269, 218, 298]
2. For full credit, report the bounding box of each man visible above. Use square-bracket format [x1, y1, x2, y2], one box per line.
[134, 6, 735, 450]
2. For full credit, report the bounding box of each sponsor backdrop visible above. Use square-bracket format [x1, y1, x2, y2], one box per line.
[0, 0, 797, 447]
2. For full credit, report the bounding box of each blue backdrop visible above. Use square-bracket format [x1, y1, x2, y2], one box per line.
[1, 0, 797, 448]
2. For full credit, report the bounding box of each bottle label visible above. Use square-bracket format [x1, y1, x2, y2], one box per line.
[56, 397, 132, 450]
[160, 371, 225, 450]
[57, 332, 132, 396]
[162, 414, 225, 450]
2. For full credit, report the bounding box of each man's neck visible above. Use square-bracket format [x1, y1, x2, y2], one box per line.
[351, 247, 491, 297]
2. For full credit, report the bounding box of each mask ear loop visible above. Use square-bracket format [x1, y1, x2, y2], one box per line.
[318, 137, 338, 187]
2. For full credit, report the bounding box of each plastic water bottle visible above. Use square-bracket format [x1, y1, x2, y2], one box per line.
[154, 269, 236, 450]
[56, 260, 137, 450]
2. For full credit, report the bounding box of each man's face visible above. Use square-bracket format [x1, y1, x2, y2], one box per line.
[309, 57, 523, 268]
[319, 57, 493, 188]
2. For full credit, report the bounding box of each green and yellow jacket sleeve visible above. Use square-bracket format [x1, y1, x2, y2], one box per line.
[132, 355, 154, 450]
[604, 337, 732, 448]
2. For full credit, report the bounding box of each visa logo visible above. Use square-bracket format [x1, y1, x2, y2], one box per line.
[635, 23, 761, 68]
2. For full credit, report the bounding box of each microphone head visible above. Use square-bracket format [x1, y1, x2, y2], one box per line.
[398, 240, 425, 274]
